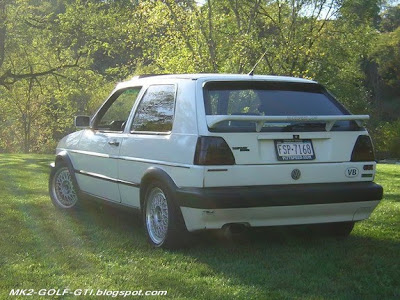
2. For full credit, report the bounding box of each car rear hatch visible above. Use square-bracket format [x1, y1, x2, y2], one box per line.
[200, 80, 369, 165]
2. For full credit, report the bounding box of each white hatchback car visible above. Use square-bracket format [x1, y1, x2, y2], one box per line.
[49, 74, 383, 248]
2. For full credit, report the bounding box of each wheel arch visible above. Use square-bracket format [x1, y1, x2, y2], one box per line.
[140, 167, 178, 211]
[53, 150, 80, 191]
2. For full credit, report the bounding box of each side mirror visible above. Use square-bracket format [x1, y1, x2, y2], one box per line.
[74, 115, 91, 129]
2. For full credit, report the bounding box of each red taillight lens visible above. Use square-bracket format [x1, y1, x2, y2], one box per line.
[351, 135, 375, 162]
[194, 136, 235, 165]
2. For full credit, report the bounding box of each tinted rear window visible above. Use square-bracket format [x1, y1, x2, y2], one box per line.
[131, 84, 176, 133]
[203, 81, 355, 132]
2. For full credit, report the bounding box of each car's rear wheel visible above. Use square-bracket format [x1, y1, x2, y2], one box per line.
[49, 162, 79, 210]
[321, 221, 355, 237]
[144, 181, 188, 248]
[331, 221, 355, 237]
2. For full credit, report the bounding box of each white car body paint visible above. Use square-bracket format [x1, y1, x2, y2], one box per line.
[53, 74, 382, 232]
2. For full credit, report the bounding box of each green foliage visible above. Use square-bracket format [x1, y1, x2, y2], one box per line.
[380, 4, 400, 32]
[340, 0, 383, 26]
[0, 0, 399, 156]
[371, 120, 400, 158]
[370, 27, 400, 88]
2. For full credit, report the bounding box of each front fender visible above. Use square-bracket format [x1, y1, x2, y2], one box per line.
[51, 150, 81, 192]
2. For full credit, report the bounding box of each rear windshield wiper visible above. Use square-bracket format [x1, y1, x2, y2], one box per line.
[282, 122, 327, 132]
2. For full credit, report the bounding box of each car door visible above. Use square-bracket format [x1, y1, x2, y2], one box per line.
[72, 87, 142, 202]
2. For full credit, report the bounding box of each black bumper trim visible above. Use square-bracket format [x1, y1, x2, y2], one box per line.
[175, 182, 383, 209]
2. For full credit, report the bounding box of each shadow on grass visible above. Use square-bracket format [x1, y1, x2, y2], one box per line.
[182, 225, 400, 298]
[50, 200, 400, 298]
[384, 194, 400, 203]
[5, 196, 400, 299]
[0, 156, 53, 199]
[0, 155, 52, 170]
[69, 200, 144, 232]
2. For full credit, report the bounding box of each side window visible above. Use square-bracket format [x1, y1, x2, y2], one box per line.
[96, 87, 141, 132]
[131, 85, 176, 133]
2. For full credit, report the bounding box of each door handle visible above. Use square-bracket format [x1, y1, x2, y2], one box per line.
[108, 140, 120, 146]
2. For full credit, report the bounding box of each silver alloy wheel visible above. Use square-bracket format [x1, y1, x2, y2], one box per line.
[52, 167, 78, 208]
[146, 187, 169, 245]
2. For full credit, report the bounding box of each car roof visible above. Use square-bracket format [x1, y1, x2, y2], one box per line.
[116, 74, 317, 88]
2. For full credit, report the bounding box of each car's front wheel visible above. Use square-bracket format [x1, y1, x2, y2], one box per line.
[49, 162, 79, 210]
[144, 181, 188, 248]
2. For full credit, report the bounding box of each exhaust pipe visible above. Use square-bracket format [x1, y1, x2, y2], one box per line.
[222, 223, 248, 238]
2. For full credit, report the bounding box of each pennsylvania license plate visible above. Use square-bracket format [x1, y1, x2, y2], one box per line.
[274, 139, 315, 161]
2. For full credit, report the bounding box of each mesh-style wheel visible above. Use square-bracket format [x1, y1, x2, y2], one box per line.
[49, 163, 79, 210]
[143, 181, 189, 248]
[146, 187, 169, 245]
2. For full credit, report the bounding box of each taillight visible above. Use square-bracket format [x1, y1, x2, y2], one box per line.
[351, 135, 375, 162]
[194, 136, 235, 165]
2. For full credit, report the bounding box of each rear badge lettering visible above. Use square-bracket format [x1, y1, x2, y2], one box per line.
[232, 146, 250, 152]
[345, 167, 359, 178]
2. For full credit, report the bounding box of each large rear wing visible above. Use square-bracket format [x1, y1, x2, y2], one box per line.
[206, 115, 370, 132]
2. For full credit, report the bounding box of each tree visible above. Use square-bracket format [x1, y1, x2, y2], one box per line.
[380, 4, 400, 31]
[0, 0, 111, 152]
[0, 0, 80, 89]
[0, 0, 398, 156]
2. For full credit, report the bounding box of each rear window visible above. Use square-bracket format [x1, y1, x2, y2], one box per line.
[203, 81, 356, 132]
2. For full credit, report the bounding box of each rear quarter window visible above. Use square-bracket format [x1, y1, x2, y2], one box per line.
[131, 84, 176, 133]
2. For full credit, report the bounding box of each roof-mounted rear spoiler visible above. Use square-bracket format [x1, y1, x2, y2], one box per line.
[206, 115, 370, 132]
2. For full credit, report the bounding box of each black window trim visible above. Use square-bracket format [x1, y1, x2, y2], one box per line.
[202, 80, 359, 133]
[91, 86, 143, 133]
[129, 83, 178, 135]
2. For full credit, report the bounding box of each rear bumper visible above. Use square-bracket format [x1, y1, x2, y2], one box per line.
[180, 201, 381, 231]
[176, 182, 383, 231]
[176, 182, 383, 209]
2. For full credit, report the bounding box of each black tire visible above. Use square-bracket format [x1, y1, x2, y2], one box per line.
[143, 180, 189, 249]
[49, 162, 80, 210]
[322, 221, 355, 237]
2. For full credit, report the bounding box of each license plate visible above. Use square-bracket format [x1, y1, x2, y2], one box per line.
[274, 139, 315, 161]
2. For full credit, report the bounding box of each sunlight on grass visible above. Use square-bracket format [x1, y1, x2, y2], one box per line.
[0, 155, 399, 299]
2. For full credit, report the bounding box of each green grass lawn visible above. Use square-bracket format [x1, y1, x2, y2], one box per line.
[0, 154, 399, 299]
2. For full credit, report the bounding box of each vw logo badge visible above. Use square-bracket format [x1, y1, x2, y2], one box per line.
[291, 169, 301, 180]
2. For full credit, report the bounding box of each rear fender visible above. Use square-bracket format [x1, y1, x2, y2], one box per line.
[140, 167, 178, 210]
